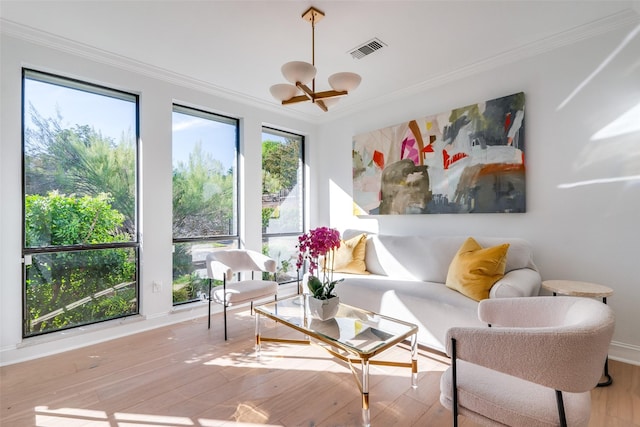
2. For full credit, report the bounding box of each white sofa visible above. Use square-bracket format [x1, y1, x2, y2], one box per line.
[328, 230, 542, 353]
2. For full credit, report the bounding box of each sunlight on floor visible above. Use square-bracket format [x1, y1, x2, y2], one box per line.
[34, 405, 284, 427]
[21, 310, 448, 427]
[231, 403, 270, 425]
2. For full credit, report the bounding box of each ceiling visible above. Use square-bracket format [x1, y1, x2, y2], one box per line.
[1, 1, 639, 121]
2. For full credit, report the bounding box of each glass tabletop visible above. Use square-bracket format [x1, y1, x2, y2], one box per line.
[255, 294, 418, 358]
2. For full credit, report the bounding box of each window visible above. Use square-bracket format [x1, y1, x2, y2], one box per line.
[261, 127, 305, 283]
[172, 105, 239, 304]
[22, 69, 139, 337]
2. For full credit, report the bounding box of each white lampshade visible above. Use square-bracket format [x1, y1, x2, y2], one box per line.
[321, 98, 340, 108]
[328, 72, 361, 92]
[281, 61, 317, 85]
[270, 84, 300, 101]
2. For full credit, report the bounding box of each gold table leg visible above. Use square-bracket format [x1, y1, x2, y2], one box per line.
[361, 358, 370, 427]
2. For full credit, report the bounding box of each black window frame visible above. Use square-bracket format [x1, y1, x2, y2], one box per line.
[261, 126, 306, 285]
[171, 104, 240, 306]
[21, 68, 141, 337]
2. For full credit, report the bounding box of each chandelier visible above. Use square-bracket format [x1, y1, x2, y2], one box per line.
[270, 6, 362, 112]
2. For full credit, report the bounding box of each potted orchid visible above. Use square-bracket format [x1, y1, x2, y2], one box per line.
[296, 227, 343, 319]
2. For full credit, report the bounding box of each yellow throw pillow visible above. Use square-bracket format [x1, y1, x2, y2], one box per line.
[446, 237, 510, 301]
[332, 233, 369, 274]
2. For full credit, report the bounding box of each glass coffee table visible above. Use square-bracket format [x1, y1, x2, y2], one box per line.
[254, 294, 419, 427]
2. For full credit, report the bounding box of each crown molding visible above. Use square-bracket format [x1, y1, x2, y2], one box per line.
[0, 18, 320, 123]
[3, 9, 639, 126]
[319, 8, 640, 124]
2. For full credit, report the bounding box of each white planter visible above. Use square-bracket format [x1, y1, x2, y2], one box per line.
[308, 296, 340, 321]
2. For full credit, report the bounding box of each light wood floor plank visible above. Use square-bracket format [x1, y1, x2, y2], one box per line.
[2, 309, 638, 426]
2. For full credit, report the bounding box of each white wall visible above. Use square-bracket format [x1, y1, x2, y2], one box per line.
[0, 34, 316, 365]
[317, 22, 640, 364]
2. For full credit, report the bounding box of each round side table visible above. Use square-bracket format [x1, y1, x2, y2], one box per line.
[542, 280, 614, 387]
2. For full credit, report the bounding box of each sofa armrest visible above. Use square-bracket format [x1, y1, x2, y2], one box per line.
[478, 296, 566, 327]
[489, 268, 541, 298]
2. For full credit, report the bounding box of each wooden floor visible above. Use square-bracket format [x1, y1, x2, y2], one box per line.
[1, 309, 639, 427]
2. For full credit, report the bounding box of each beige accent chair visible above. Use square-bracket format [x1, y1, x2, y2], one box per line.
[206, 249, 278, 340]
[440, 296, 615, 427]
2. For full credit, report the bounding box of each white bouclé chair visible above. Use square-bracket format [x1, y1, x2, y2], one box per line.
[440, 296, 615, 427]
[206, 249, 278, 340]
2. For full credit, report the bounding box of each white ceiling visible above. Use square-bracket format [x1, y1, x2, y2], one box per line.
[2, 0, 639, 121]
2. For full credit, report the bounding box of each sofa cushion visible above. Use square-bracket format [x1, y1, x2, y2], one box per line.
[445, 237, 510, 301]
[343, 230, 538, 282]
[333, 274, 483, 351]
[359, 234, 462, 280]
[333, 233, 369, 274]
[440, 361, 592, 427]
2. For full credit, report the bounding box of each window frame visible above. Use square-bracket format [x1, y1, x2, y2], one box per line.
[171, 104, 240, 305]
[21, 68, 141, 337]
[261, 126, 306, 285]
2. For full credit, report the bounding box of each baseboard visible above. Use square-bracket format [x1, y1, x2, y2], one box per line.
[609, 340, 640, 366]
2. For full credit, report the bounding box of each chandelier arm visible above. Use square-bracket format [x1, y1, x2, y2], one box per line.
[315, 99, 328, 112]
[282, 95, 313, 105]
[282, 86, 348, 106]
[314, 89, 348, 100]
[296, 82, 315, 100]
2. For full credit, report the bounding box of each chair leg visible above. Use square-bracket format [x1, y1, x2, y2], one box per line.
[555, 390, 567, 427]
[223, 303, 228, 341]
[207, 279, 212, 330]
[451, 338, 458, 427]
[223, 277, 228, 341]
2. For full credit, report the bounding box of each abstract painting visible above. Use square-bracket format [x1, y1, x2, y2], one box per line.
[353, 92, 525, 215]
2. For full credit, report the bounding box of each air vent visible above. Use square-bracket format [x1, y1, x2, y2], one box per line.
[348, 38, 386, 59]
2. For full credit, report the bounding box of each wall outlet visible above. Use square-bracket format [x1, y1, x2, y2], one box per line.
[152, 281, 162, 293]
